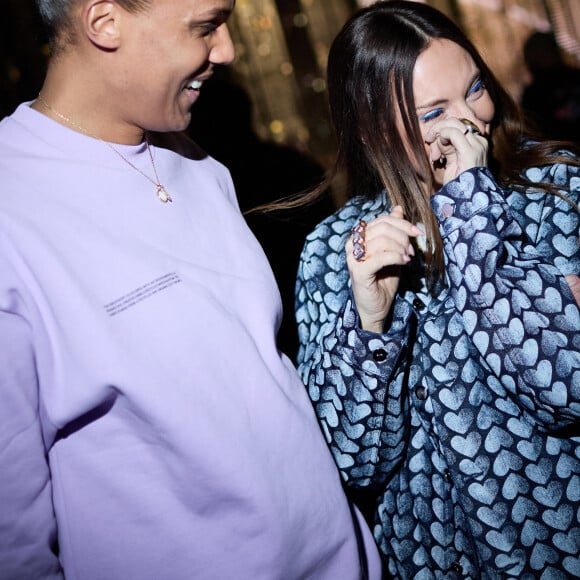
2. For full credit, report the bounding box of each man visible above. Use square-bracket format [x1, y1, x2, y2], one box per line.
[0, 1, 382, 578]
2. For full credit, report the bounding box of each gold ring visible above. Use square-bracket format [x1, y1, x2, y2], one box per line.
[459, 118, 481, 136]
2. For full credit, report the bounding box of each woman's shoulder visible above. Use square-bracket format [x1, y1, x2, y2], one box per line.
[506, 152, 580, 265]
[503, 148, 580, 212]
[522, 148, 580, 193]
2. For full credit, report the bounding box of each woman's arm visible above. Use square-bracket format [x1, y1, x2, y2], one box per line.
[296, 215, 413, 488]
[432, 165, 580, 428]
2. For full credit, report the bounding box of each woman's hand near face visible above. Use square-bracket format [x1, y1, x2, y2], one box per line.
[424, 118, 489, 187]
[346, 206, 423, 333]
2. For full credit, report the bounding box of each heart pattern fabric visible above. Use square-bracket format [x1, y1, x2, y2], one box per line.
[296, 163, 580, 578]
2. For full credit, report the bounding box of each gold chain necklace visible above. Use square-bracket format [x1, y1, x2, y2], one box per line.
[36, 94, 172, 203]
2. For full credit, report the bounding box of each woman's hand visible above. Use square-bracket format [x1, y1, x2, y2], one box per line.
[346, 206, 423, 333]
[425, 117, 489, 187]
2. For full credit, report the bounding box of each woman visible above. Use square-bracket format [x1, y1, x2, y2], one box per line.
[296, 1, 580, 578]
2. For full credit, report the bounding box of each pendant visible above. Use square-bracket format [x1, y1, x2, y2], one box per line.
[156, 185, 172, 203]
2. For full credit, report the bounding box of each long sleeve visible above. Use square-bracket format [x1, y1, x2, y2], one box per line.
[0, 249, 63, 578]
[431, 165, 580, 429]
[0, 103, 383, 580]
[296, 210, 412, 488]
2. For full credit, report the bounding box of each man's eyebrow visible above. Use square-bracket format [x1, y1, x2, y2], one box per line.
[202, 5, 234, 20]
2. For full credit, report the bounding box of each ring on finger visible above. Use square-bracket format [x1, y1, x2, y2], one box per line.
[432, 154, 447, 168]
[352, 220, 367, 261]
[459, 118, 482, 136]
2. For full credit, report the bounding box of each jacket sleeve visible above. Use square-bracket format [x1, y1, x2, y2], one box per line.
[0, 251, 63, 578]
[431, 165, 580, 430]
[296, 221, 412, 488]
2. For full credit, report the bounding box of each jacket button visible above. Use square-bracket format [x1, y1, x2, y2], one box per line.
[450, 561, 463, 574]
[444, 469, 453, 483]
[373, 348, 387, 362]
[412, 297, 425, 311]
[414, 385, 427, 400]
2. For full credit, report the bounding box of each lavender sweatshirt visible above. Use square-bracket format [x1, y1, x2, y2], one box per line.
[0, 103, 381, 580]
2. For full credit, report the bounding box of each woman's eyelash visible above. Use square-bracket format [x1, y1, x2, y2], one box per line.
[420, 109, 443, 122]
[418, 79, 486, 122]
[469, 79, 485, 94]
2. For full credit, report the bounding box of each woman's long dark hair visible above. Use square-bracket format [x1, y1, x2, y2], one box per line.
[291, 0, 580, 285]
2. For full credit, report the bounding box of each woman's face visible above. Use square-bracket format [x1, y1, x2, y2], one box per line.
[412, 39, 495, 186]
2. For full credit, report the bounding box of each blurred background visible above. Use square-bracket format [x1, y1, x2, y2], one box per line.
[2, 0, 579, 360]
[2, 0, 580, 166]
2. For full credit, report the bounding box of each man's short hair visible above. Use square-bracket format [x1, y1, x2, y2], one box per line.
[36, 0, 152, 52]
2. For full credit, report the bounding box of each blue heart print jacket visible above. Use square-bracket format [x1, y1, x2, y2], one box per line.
[295, 163, 580, 579]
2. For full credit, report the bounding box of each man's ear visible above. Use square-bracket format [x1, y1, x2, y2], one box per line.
[82, 1, 122, 50]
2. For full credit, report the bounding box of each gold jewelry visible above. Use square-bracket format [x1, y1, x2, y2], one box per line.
[36, 94, 172, 203]
[459, 118, 482, 136]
